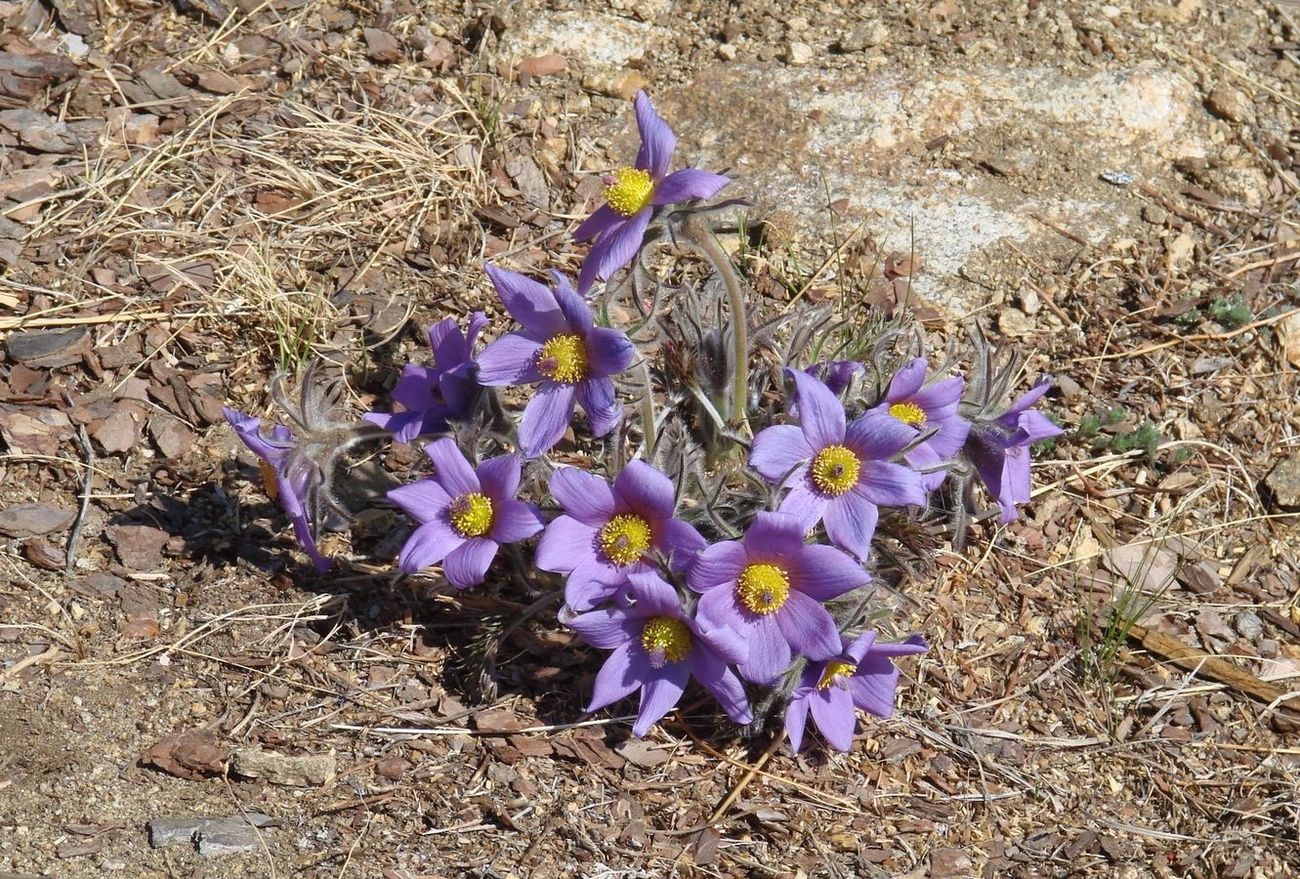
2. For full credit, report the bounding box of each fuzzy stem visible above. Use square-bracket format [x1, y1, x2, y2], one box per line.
[684, 216, 749, 435]
[635, 357, 657, 462]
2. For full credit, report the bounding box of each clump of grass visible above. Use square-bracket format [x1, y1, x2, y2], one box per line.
[1207, 295, 1251, 329]
[1075, 406, 1161, 461]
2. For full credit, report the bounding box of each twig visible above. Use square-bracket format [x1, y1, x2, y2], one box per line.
[1223, 252, 1300, 279]
[1074, 307, 1300, 362]
[706, 733, 785, 825]
[65, 424, 95, 574]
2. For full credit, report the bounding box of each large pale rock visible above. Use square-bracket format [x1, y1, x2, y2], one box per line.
[500, 12, 667, 69]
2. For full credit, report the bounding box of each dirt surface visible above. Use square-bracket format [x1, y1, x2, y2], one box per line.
[2, 0, 1299, 877]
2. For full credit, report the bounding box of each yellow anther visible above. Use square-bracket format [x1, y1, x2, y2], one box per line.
[448, 492, 494, 537]
[604, 167, 655, 217]
[736, 563, 790, 615]
[536, 333, 587, 384]
[810, 444, 861, 497]
[598, 513, 653, 566]
[817, 659, 857, 690]
[257, 460, 280, 501]
[640, 616, 692, 665]
[889, 401, 927, 427]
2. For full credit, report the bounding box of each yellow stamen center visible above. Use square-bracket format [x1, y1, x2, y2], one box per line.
[257, 460, 280, 501]
[640, 616, 692, 666]
[536, 333, 587, 384]
[604, 167, 655, 217]
[811, 445, 861, 497]
[598, 513, 653, 566]
[889, 401, 927, 427]
[448, 492, 494, 538]
[736, 563, 790, 615]
[817, 659, 858, 690]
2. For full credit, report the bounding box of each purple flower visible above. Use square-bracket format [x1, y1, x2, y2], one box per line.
[537, 460, 707, 612]
[867, 358, 971, 491]
[785, 631, 929, 752]
[750, 370, 927, 561]
[688, 512, 868, 685]
[476, 266, 635, 458]
[963, 379, 1063, 522]
[223, 407, 331, 572]
[805, 360, 863, 396]
[567, 570, 752, 737]
[388, 438, 543, 588]
[365, 313, 488, 442]
[573, 91, 730, 294]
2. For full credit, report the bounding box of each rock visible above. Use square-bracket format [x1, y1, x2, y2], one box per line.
[1205, 83, 1254, 124]
[0, 109, 84, 153]
[931, 847, 974, 877]
[0, 51, 79, 104]
[363, 28, 402, 63]
[784, 42, 814, 66]
[6, 327, 91, 368]
[500, 11, 666, 69]
[375, 756, 411, 780]
[140, 730, 230, 780]
[581, 69, 648, 100]
[107, 523, 169, 570]
[93, 408, 142, 454]
[998, 306, 1035, 337]
[1279, 310, 1300, 369]
[1264, 455, 1300, 510]
[148, 415, 195, 460]
[1054, 374, 1084, 398]
[1017, 286, 1041, 315]
[516, 53, 567, 77]
[22, 537, 65, 571]
[838, 21, 888, 52]
[505, 155, 550, 210]
[1165, 232, 1194, 270]
[1142, 204, 1168, 224]
[147, 814, 275, 852]
[0, 405, 74, 457]
[1234, 611, 1263, 640]
[717, 43, 737, 61]
[232, 747, 336, 786]
[0, 503, 75, 538]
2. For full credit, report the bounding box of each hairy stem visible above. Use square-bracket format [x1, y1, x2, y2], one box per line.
[635, 357, 657, 462]
[684, 216, 749, 435]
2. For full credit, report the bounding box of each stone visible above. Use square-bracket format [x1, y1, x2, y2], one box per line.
[784, 42, 814, 66]
[6, 327, 91, 368]
[581, 69, 648, 100]
[362, 28, 402, 63]
[931, 847, 974, 877]
[1264, 455, 1300, 510]
[147, 814, 275, 852]
[1205, 83, 1254, 124]
[140, 730, 230, 780]
[1166, 232, 1195, 270]
[500, 12, 666, 69]
[0, 503, 74, 538]
[107, 523, 169, 570]
[0, 109, 83, 153]
[997, 306, 1035, 338]
[1142, 204, 1168, 224]
[838, 21, 888, 52]
[232, 747, 336, 786]
[516, 53, 567, 77]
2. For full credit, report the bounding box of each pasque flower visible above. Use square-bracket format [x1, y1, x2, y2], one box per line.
[567, 570, 752, 737]
[785, 631, 929, 752]
[750, 370, 926, 561]
[573, 90, 730, 294]
[224, 407, 332, 572]
[868, 358, 970, 491]
[388, 438, 543, 588]
[804, 360, 863, 397]
[365, 312, 488, 442]
[688, 512, 868, 685]
[476, 266, 635, 458]
[963, 379, 1062, 522]
[536, 460, 707, 612]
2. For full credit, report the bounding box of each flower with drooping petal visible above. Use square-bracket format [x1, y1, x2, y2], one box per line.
[224, 406, 331, 572]
[750, 370, 926, 561]
[365, 312, 488, 442]
[537, 460, 707, 612]
[962, 379, 1063, 522]
[573, 90, 731, 294]
[867, 358, 970, 491]
[476, 266, 635, 458]
[567, 570, 752, 737]
[388, 438, 543, 588]
[688, 512, 868, 685]
[785, 631, 929, 752]
[805, 359, 863, 397]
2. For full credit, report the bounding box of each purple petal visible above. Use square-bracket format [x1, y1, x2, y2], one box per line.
[656, 518, 707, 568]
[564, 557, 627, 611]
[552, 273, 593, 334]
[688, 649, 752, 725]
[632, 665, 689, 737]
[1005, 379, 1052, 416]
[921, 412, 971, 459]
[549, 467, 616, 526]
[776, 482, 829, 532]
[787, 369, 846, 450]
[289, 514, 331, 572]
[847, 655, 903, 718]
[577, 376, 622, 438]
[518, 382, 577, 458]
[737, 614, 793, 685]
[845, 412, 916, 461]
[476, 333, 543, 387]
[651, 168, 729, 205]
[585, 326, 635, 377]
[397, 520, 462, 573]
[489, 499, 543, 544]
[484, 264, 566, 338]
[574, 204, 623, 243]
[387, 478, 451, 524]
[809, 686, 857, 751]
[1016, 410, 1064, 444]
[476, 453, 522, 501]
[692, 613, 749, 665]
[843, 631, 879, 664]
[749, 424, 814, 483]
[423, 438, 480, 497]
[910, 374, 963, 412]
[743, 511, 807, 561]
[426, 316, 461, 359]
[535, 515, 598, 574]
[578, 209, 651, 293]
[613, 459, 675, 519]
[822, 493, 879, 561]
[887, 358, 928, 401]
[588, 642, 647, 712]
[634, 90, 676, 179]
[224, 408, 289, 463]
[789, 544, 870, 601]
[785, 690, 812, 752]
[867, 633, 930, 658]
[775, 590, 841, 661]
[624, 570, 683, 618]
[567, 607, 638, 649]
[687, 540, 747, 592]
[905, 442, 951, 492]
[695, 582, 751, 639]
[856, 460, 926, 508]
[443, 537, 498, 588]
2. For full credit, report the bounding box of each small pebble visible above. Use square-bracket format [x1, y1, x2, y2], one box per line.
[1233, 611, 1263, 640]
[1142, 204, 1168, 225]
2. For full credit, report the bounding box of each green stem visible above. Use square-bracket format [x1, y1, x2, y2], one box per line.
[635, 357, 657, 462]
[684, 216, 749, 435]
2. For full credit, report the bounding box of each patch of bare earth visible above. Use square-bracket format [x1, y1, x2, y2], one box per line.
[2, 0, 1298, 877]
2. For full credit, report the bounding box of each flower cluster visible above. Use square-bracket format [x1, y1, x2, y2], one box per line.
[222, 92, 1062, 753]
